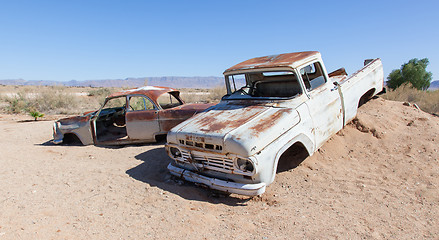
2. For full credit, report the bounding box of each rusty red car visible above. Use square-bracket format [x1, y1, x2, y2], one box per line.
[53, 86, 213, 145]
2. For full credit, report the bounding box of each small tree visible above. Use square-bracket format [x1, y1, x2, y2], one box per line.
[29, 111, 44, 121]
[387, 58, 432, 90]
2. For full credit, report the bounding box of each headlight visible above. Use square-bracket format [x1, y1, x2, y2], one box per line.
[169, 147, 182, 158]
[235, 158, 254, 172]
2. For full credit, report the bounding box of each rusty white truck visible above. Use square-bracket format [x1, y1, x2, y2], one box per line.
[165, 51, 384, 196]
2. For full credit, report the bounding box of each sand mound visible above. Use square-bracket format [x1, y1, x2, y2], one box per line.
[0, 97, 438, 239]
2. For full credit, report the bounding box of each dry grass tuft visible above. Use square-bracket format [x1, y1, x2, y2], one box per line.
[0, 85, 119, 115]
[0, 85, 225, 116]
[1, 86, 79, 114]
[179, 86, 226, 103]
[382, 83, 439, 115]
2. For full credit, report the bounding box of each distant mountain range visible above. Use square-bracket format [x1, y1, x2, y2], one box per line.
[429, 80, 439, 90]
[0, 76, 224, 88]
[1, 77, 438, 90]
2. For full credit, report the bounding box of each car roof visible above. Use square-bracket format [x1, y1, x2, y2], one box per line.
[107, 86, 179, 102]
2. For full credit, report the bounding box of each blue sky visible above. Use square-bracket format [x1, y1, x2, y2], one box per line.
[1, 0, 438, 81]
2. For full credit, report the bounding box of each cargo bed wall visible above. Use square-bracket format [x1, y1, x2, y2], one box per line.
[338, 59, 384, 124]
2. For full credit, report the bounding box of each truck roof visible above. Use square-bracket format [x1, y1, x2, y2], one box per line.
[224, 51, 320, 74]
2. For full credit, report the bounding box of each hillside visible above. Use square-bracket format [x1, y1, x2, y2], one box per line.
[0, 97, 438, 239]
[0, 76, 224, 88]
[2, 78, 438, 90]
[430, 80, 439, 90]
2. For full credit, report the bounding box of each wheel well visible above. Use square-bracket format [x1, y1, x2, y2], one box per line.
[62, 133, 83, 145]
[155, 134, 167, 143]
[358, 88, 375, 108]
[276, 142, 309, 173]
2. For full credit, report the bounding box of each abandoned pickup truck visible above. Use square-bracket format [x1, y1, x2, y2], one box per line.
[53, 86, 212, 145]
[165, 51, 383, 196]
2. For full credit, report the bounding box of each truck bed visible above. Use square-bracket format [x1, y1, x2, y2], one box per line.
[335, 58, 384, 124]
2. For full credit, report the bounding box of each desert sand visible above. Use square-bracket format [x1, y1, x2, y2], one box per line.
[0, 97, 438, 239]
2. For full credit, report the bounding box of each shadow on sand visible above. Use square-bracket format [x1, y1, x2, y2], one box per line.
[126, 147, 252, 206]
[38, 139, 83, 146]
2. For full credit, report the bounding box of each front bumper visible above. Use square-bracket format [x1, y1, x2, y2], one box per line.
[168, 163, 266, 196]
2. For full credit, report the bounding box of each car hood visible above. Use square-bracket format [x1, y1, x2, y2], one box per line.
[56, 112, 95, 130]
[168, 101, 300, 157]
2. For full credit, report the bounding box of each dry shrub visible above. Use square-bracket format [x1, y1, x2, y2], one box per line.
[35, 87, 79, 114]
[207, 86, 227, 102]
[0, 85, 228, 115]
[180, 86, 226, 103]
[2, 92, 30, 113]
[88, 87, 112, 98]
[2, 86, 79, 114]
[382, 83, 439, 115]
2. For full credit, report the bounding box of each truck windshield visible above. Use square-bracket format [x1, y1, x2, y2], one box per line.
[224, 71, 302, 99]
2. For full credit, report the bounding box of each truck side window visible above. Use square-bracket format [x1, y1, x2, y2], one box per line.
[300, 62, 326, 91]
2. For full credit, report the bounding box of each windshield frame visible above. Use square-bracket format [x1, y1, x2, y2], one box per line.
[223, 68, 304, 100]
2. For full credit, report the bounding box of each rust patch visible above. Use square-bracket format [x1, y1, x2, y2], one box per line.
[248, 109, 293, 137]
[158, 106, 211, 131]
[107, 86, 178, 103]
[328, 68, 347, 77]
[58, 115, 91, 124]
[159, 119, 186, 132]
[126, 111, 157, 122]
[224, 51, 318, 73]
[124, 96, 211, 131]
[190, 104, 268, 133]
[197, 115, 251, 133]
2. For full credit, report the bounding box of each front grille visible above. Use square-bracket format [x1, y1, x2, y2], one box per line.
[179, 139, 222, 151]
[178, 149, 234, 174]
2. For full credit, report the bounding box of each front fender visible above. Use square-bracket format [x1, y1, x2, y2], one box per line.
[252, 132, 314, 186]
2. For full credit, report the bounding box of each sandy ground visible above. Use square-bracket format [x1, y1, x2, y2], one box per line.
[0, 97, 438, 239]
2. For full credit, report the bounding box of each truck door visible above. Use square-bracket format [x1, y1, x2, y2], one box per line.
[125, 95, 160, 141]
[301, 62, 343, 149]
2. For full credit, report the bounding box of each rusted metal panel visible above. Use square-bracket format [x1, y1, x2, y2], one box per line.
[158, 103, 214, 132]
[53, 113, 95, 145]
[107, 86, 178, 103]
[173, 103, 269, 137]
[126, 110, 159, 141]
[57, 114, 91, 124]
[328, 68, 347, 77]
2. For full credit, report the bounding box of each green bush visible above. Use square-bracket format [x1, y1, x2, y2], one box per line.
[387, 58, 432, 90]
[29, 111, 44, 121]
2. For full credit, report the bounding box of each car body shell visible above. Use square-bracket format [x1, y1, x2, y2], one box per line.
[53, 86, 213, 145]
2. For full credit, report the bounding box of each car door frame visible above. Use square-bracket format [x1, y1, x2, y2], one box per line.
[125, 94, 161, 141]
